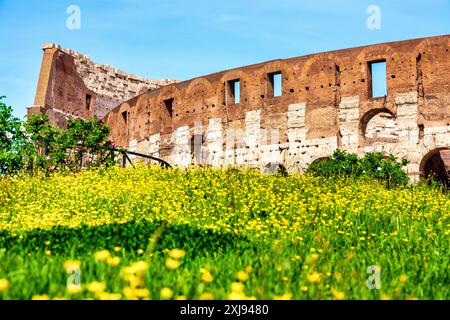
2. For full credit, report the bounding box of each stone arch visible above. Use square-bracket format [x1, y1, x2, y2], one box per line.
[156, 84, 181, 133]
[360, 108, 398, 145]
[309, 156, 332, 166]
[419, 148, 450, 186]
[184, 77, 214, 114]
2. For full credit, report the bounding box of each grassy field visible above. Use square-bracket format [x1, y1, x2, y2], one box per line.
[0, 165, 448, 300]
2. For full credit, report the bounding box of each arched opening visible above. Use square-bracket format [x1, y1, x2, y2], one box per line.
[310, 156, 331, 167]
[361, 108, 398, 145]
[420, 148, 450, 188]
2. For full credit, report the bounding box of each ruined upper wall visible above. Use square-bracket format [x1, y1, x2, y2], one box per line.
[106, 35, 450, 146]
[104, 35, 449, 179]
[28, 43, 176, 127]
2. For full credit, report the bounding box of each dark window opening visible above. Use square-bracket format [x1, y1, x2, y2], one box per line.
[85, 94, 92, 111]
[226, 79, 240, 105]
[164, 98, 174, 117]
[267, 71, 282, 97]
[368, 60, 387, 98]
[121, 111, 128, 125]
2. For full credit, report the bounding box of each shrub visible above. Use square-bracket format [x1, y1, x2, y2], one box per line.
[307, 149, 410, 188]
[0, 96, 28, 174]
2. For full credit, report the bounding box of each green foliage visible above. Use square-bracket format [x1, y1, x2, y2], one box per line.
[0, 97, 27, 174]
[307, 149, 410, 188]
[23, 114, 117, 172]
[0, 95, 117, 175]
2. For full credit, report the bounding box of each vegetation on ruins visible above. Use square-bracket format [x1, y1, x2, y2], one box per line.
[0, 96, 117, 175]
[307, 149, 410, 188]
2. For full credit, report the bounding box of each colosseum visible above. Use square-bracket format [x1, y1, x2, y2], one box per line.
[29, 35, 450, 181]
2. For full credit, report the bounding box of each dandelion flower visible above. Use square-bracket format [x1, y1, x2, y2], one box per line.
[63, 260, 80, 272]
[331, 289, 345, 300]
[0, 279, 10, 292]
[199, 292, 214, 300]
[235, 271, 249, 282]
[106, 256, 121, 267]
[165, 258, 181, 270]
[306, 272, 321, 284]
[94, 250, 111, 262]
[160, 287, 173, 300]
[87, 281, 106, 293]
[168, 249, 186, 260]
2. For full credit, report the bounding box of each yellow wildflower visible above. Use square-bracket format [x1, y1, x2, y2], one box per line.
[63, 260, 81, 272]
[94, 250, 111, 262]
[168, 249, 186, 260]
[165, 258, 181, 270]
[160, 287, 173, 300]
[0, 279, 10, 292]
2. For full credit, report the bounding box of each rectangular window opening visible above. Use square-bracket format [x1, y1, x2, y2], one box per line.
[226, 79, 240, 105]
[369, 60, 387, 98]
[268, 72, 282, 97]
[164, 98, 174, 117]
[121, 111, 128, 125]
[86, 94, 92, 111]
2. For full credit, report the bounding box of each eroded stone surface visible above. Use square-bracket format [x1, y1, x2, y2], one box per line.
[31, 36, 450, 180]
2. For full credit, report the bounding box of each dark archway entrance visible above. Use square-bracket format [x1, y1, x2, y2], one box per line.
[420, 148, 450, 189]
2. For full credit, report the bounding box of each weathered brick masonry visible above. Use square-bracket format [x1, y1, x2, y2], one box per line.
[28, 43, 176, 128]
[31, 36, 450, 181]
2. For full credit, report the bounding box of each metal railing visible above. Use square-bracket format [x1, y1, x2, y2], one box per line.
[112, 148, 172, 169]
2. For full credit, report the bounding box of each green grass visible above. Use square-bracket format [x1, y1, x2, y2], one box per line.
[0, 166, 448, 300]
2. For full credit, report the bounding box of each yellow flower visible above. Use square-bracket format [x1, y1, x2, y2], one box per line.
[199, 292, 214, 300]
[273, 293, 292, 300]
[165, 258, 181, 270]
[87, 281, 106, 293]
[45, 250, 51, 256]
[301, 286, 308, 292]
[235, 271, 249, 282]
[331, 289, 345, 300]
[44, 241, 51, 246]
[67, 283, 83, 295]
[245, 266, 253, 273]
[175, 295, 187, 300]
[94, 250, 111, 262]
[0, 279, 10, 292]
[228, 292, 247, 300]
[32, 295, 50, 300]
[98, 292, 122, 300]
[380, 293, 391, 300]
[106, 256, 121, 267]
[399, 274, 408, 283]
[113, 246, 122, 252]
[137, 249, 144, 255]
[231, 282, 245, 293]
[160, 287, 173, 300]
[200, 270, 214, 283]
[134, 288, 150, 299]
[63, 260, 81, 272]
[168, 249, 186, 260]
[306, 272, 321, 283]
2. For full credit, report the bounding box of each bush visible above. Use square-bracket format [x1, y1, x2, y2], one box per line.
[0, 96, 28, 174]
[307, 149, 410, 188]
[23, 114, 117, 173]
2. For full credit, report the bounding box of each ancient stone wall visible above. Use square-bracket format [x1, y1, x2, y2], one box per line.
[28, 43, 176, 128]
[105, 35, 450, 180]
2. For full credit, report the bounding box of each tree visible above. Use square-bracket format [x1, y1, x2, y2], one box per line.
[0, 96, 27, 174]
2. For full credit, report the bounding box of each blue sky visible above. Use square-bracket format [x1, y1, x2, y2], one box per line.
[0, 0, 449, 118]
